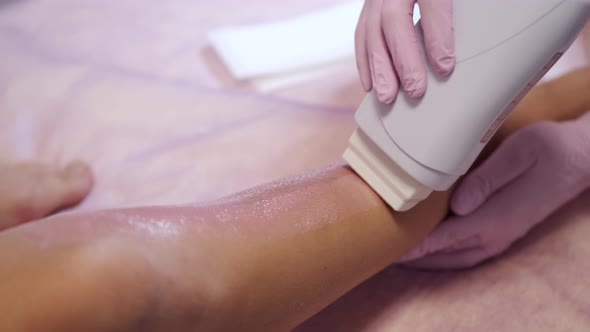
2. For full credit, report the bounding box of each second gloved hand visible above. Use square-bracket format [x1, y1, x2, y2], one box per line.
[355, 0, 455, 103]
[399, 114, 590, 269]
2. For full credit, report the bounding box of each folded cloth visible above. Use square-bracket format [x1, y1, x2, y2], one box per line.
[209, 1, 421, 80]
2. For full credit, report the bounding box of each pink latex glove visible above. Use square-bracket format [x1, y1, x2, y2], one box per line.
[399, 114, 590, 269]
[355, 0, 455, 104]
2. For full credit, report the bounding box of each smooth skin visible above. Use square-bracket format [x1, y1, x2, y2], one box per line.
[0, 70, 589, 331]
[0, 167, 449, 332]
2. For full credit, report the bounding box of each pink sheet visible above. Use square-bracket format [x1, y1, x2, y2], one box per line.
[0, 0, 362, 210]
[0, 1, 589, 330]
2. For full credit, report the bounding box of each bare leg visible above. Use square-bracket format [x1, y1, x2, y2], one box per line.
[0, 164, 448, 332]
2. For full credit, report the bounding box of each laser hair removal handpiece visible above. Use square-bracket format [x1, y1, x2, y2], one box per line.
[343, 0, 590, 211]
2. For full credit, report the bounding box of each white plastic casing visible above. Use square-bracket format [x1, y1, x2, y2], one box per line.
[344, 0, 590, 211]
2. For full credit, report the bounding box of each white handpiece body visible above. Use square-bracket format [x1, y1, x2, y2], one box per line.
[344, 0, 590, 211]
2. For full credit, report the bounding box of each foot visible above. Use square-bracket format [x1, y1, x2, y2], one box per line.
[0, 160, 93, 230]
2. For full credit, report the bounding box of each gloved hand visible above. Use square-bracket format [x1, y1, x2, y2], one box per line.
[355, 0, 455, 104]
[399, 114, 590, 269]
